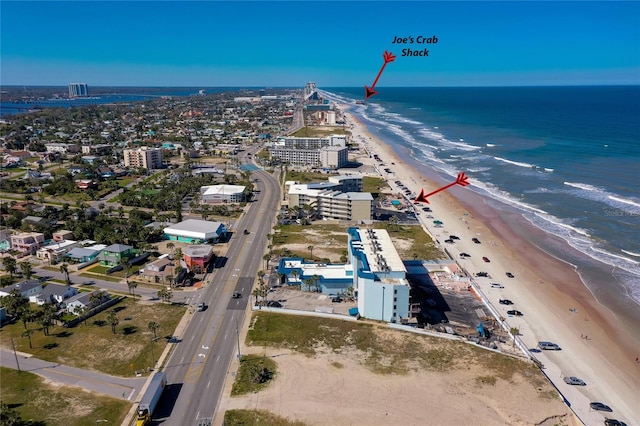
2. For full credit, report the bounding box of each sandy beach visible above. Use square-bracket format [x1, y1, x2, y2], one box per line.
[343, 108, 640, 425]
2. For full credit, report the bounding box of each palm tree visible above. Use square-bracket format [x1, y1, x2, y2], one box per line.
[18, 261, 34, 279]
[120, 258, 131, 281]
[290, 269, 299, 287]
[157, 287, 173, 303]
[128, 280, 138, 303]
[59, 263, 71, 285]
[148, 321, 160, 339]
[509, 327, 520, 348]
[312, 274, 321, 292]
[2, 257, 17, 278]
[38, 304, 56, 336]
[76, 305, 89, 326]
[107, 311, 119, 334]
[166, 242, 175, 259]
[304, 278, 313, 292]
[22, 329, 34, 349]
[308, 245, 314, 261]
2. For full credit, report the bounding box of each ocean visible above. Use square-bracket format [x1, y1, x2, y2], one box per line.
[322, 86, 640, 306]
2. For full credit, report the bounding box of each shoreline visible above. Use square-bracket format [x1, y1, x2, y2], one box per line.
[341, 105, 640, 424]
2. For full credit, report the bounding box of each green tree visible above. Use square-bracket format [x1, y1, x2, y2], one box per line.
[59, 263, 71, 284]
[157, 287, 173, 303]
[2, 257, 17, 278]
[128, 280, 138, 303]
[107, 310, 119, 334]
[76, 305, 89, 326]
[22, 328, 34, 349]
[18, 261, 34, 279]
[290, 269, 299, 288]
[510, 327, 520, 348]
[308, 245, 314, 261]
[166, 242, 175, 259]
[17, 304, 34, 331]
[37, 304, 56, 336]
[148, 321, 160, 339]
[120, 257, 132, 281]
[304, 278, 313, 292]
[0, 289, 29, 317]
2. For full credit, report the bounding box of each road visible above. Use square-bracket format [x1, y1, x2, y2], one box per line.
[157, 159, 281, 425]
[0, 348, 146, 401]
[286, 98, 304, 135]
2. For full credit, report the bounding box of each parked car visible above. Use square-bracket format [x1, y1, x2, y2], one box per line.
[538, 341, 561, 350]
[449, 235, 460, 240]
[505, 272, 515, 278]
[444, 239, 455, 244]
[507, 310, 523, 316]
[590, 402, 613, 412]
[563, 376, 586, 386]
[460, 253, 471, 258]
[197, 302, 206, 312]
[476, 272, 489, 277]
[482, 256, 491, 262]
[232, 291, 242, 299]
[499, 299, 513, 305]
[490, 283, 504, 289]
[472, 237, 481, 244]
[604, 419, 627, 426]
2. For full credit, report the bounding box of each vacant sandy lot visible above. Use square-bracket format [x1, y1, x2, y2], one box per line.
[219, 321, 576, 426]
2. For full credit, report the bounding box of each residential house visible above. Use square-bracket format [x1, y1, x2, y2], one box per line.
[75, 179, 99, 190]
[0, 279, 43, 299]
[139, 257, 174, 283]
[65, 290, 110, 315]
[53, 230, 74, 242]
[35, 283, 78, 306]
[10, 232, 45, 255]
[100, 243, 136, 266]
[66, 244, 106, 263]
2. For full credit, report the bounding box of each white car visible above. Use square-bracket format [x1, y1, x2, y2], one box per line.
[490, 283, 504, 289]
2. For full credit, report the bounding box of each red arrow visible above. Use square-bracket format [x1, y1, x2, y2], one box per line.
[364, 50, 396, 99]
[414, 172, 470, 204]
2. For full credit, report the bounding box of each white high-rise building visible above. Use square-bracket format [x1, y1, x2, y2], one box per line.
[123, 147, 163, 170]
[69, 83, 88, 98]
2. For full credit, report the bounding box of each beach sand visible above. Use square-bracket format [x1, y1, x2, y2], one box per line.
[216, 106, 639, 426]
[344, 110, 640, 425]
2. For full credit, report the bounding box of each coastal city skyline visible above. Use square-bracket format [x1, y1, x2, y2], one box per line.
[1, 1, 639, 87]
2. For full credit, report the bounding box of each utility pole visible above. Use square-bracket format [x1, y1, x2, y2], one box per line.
[11, 338, 21, 372]
[235, 317, 241, 360]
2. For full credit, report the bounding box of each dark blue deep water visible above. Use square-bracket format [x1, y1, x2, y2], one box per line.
[324, 86, 640, 303]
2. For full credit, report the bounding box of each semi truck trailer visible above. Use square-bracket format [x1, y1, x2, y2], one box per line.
[136, 371, 167, 426]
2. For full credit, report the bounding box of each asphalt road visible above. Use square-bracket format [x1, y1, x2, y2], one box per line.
[0, 348, 146, 401]
[157, 161, 281, 425]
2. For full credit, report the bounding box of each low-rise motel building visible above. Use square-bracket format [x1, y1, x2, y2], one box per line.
[277, 227, 410, 323]
[163, 219, 227, 244]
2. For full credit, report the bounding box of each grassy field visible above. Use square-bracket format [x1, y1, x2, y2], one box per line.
[0, 299, 185, 377]
[224, 409, 308, 426]
[0, 367, 130, 426]
[362, 175, 389, 195]
[271, 222, 444, 262]
[284, 170, 338, 183]
[230, 355, 278, 396]
[290, 126, 350, 138]
[383, 223, 446, 260]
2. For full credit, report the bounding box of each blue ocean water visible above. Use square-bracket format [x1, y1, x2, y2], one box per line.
[323, 86, 640, 304]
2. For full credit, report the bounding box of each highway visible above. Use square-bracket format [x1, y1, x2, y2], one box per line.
[157, 153, 281, 425]
[286, 97, 304, 135]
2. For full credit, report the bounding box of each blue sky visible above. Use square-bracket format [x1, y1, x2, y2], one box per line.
[1, 1, 639, 87]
